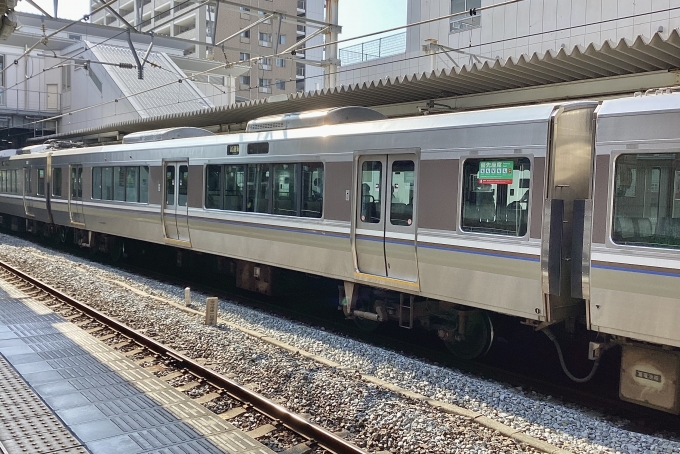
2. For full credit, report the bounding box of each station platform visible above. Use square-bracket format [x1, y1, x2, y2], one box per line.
[0, 278, 275, 454]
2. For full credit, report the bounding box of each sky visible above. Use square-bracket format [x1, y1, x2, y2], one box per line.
[15, 0, 407, 46]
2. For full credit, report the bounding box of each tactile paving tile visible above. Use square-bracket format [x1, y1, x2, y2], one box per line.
[0, 279, 277, 454]
[0, 413, 68, 440]
[0, 429, 84, 453]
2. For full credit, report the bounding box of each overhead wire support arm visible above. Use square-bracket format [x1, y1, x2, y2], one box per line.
[0, 0, 118, 77]
[96, 0, 135, 30]
[214, 13, 277, 48]
[127, 28, 148, 80]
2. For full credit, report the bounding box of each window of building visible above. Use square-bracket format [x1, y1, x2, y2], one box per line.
[296, 63, 305, 77]
[461, 157, 530, 236]
[240, 52, 250, 61]
[239, 75, 250, 86]
[612, 153, 680, 249]
[450, 0, 481, 32]
[62, 64, 71, 90]
[276, 58, 286, 68]
[258, 78, 271, 93]
[259, 32, 272, 46]
[275, 79, 286, 90]
[52, 167, 62, 197]
[260, 57, 272, 69]
[278, 35, 286, 45]
[241, 30, 250, 38]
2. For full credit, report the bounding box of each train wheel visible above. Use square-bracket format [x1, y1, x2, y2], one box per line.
[58, 227, 71, 244]
[109, 237, 124, 262]
[444, 311, 494, 360]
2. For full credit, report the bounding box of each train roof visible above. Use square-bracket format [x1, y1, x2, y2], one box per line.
[598, 89, 680, 117]
[19, 101, 584, 159]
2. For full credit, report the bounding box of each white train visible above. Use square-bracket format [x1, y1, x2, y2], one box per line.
[1, 93, 679, 414]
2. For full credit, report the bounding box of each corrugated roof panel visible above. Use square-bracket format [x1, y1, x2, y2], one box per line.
[89, 43, 213, 118]
[33, 30, 680, 142]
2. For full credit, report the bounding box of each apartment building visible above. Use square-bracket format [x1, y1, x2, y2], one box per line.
[91, 0, 325, 100]
[338, 0, 680, 87]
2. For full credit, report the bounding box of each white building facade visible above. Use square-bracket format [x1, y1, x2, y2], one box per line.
[338, 0, 680, 87]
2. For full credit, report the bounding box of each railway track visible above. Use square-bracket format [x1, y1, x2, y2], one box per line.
[110, 250, 680, 440]
[0, 259, 367, 454]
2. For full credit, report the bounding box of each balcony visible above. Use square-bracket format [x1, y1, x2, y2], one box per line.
[297, 0, 306, 13]
[297, 24, 305, 35]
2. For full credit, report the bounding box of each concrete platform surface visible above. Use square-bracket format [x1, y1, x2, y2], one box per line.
[0, 278, 275, 454]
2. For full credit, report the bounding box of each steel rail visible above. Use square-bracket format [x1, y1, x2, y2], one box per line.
[0, 260, 366, 454]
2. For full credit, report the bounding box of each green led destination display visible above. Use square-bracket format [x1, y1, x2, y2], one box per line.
[478, 161, 514, 185]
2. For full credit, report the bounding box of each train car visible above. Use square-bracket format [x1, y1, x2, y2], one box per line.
[590, 91, 680, 414]
[0, 96, 678, 413]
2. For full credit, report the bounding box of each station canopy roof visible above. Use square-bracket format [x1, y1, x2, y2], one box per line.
[31, 29, 680, 143]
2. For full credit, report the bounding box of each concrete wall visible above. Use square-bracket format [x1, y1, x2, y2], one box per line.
[338, 0, 680, 88]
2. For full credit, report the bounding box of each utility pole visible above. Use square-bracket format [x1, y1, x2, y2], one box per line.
[323, 0, 340, 89]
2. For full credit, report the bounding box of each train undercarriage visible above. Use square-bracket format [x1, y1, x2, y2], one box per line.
[3, 215, 680, 415]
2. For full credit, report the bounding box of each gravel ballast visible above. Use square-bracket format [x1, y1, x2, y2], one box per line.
[0, 233, 678, 454]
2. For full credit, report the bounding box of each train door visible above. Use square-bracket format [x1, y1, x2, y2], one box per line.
[68, 165, 84, 225]
[541, 102, 598, 322]
[23, 167, 34, 217]
[162, 161, 191, 244]
[354, 152, 419, 282]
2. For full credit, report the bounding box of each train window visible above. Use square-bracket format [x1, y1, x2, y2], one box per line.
[53, 168, 62, 197]
[612, 153, 680, 249]
[70, 166, 82, 199]
[225, 165, 244, 211]
[166, 166, 175, 206]
[360, 161, 382, 223]
[461, 157, 530, 236]
[114, 167, 125, 201]
[302, 163, 323, 218]
[0, 170, 4, 192]
[178, 165, 188, 207]
[126, 167, 139, 202]
[37, 169, 45, 196]
[24, 169, 31, 195]
[139, 166, 149, 204]
[390, 161, 414, 226]
[102, 167, 113, 200]
[12, 170, 17, 194]
[92, 167, 102, 199]
[247, 142, 269, 155]
[246, 164, 270, 213]
[205, 165, 222, 209]
[273, 164, 298, 216]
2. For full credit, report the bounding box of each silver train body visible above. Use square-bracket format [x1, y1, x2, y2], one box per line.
[1, 96, 679, 413]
